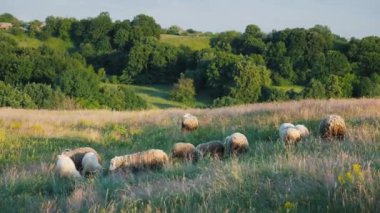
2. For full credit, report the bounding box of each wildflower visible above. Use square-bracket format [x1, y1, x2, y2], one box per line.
[345, 172, 353, 183]
[284, 201, 296, 210]
[352, 163, 363, 178]
[338, 174, 345, 185]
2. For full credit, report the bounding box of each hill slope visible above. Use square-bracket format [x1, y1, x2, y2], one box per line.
[0, 98, 379, 212]
[160, 34, 210, 50]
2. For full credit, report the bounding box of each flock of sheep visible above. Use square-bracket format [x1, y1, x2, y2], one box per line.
[55, 113, 347, 179]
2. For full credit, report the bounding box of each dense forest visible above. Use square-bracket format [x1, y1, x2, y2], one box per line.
[1, 12, 380, 110]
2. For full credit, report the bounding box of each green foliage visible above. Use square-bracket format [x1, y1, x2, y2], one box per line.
[212, 96, 241, 107]
[170, 74, 196, 105]
[22, 83, 65, 109]
[0, 81, 36, 108]
[304, 79, 326, 99]
[98, 85, 148, 110]
[354, 74, 380, 97]
[57, 68, 100, 98]
[261, 86, 289, 102]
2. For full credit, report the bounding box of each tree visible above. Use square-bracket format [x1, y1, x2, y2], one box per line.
[170, 74, 196, 105]
[130, 14, 161, 42]
[210, 31, 241, 52]
[167, 25, 182, 35]
[57, 68, 99, 98]
[304, 79, 326, 99]
[229, 59, 269, 103]
[238, 24, 266, 55]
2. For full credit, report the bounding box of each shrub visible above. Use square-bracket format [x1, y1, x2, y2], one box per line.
[304, 79, 326, 99]
[0, 81, 36, 108]
[212, 96, 241, 107]
[98, 85, 147, 110]
[170, 74, 196, 105]
[23, 83, 65, 109]
[57, 68, 100, 98]
[261, 86, 289, 102]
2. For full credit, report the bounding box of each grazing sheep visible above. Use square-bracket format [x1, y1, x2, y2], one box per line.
[109, 149, 169, 172]
[196, 140, 225, 159]
[181, 113, 198, 132]
[279, 123, 295, 135]
[319, 114, 346, 140]
[224, 132, 249, 156]
[280, 127, 301, 145]
[171, 142, 200, 163]
[295, 124, 310, 138]
[81, 152, 103, 176]
[62, 147, 102, 172]
[55, 154, 81, 179]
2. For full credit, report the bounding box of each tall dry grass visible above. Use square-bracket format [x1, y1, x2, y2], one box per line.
[0, 98, 379, 212]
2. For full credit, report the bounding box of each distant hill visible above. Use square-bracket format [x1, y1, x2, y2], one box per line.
[160, 34, 210, 50]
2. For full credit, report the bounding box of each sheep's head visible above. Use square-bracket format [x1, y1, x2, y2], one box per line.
[109, 156, 122, 171]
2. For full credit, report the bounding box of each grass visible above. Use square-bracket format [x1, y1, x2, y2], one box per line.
[160, 34, 210, 50]
[0, 98, 379, 212]
[1, 32, 74, 52]
[128, 84, 213, 109]
[271, 85, 305, 93]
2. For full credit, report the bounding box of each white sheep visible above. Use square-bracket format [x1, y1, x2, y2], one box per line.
[55, 154, 81, 179]
[295, 124, 310, 138]
[81, 152, 103, 176]
[279, 127, 301, 145]
[279, 123, 295, 135]
[109, 149, 169, 172]
[61, 147, 102, 172]
[224, 132, 249, 156]
[181, 113, 199, 131]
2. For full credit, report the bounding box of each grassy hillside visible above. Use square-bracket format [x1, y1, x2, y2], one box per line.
[0, 98, 379, 212]
[1, 32, 74, 52]
[128, 84, 213, 109]
[160, 34, 210, 50]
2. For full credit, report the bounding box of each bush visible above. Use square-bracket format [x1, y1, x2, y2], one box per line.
[23, 83, 65, 109]
[57, 68, 100, 98]
[170, 74, 196, 106]
[98, 85, 147, 110]
[304, 79, 326, 99]
[0, 81, 36, 108]
[212, 96, 241, 107]
[261, 86, 289, 102]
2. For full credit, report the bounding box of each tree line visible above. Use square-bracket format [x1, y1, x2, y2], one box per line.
[0, 12, 379, 109]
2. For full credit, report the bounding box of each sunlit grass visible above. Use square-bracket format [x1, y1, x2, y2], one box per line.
[0, 98, 379, 212]
[160, 34, 210, 50]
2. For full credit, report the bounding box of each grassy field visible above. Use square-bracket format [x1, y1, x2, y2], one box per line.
[128, 84, 213, 109]
[1, 32, 74, 52]
[160, 34, 210, 50]
[0, 98, 379, 212]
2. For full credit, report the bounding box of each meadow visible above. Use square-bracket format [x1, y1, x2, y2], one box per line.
[0, 98, 379, 212]
[159, 34, 211, 50]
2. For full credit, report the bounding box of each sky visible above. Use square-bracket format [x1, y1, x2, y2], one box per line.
[1, 0, 379, 38]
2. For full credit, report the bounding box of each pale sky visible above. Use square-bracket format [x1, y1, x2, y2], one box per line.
[1, 0, 379, 38]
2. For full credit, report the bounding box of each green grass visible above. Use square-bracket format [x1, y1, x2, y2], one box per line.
[160, 34, 210, 50]
[1, 32, 74, 52]
[1, 96, 379, 212]
[128, 84, 213, 109]
[271, 85, 305, 93]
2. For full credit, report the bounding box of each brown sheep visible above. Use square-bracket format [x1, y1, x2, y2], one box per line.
[319, 114, 346, 140]
[109, 149, 169, 172]
[181, 113, 198, 132]
[62, 147, 102, 172]
[196, 140, 225, 159]
[171, 142, 200, 163]
[224, 132, 249, 156]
